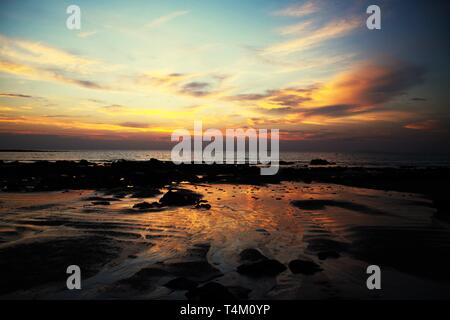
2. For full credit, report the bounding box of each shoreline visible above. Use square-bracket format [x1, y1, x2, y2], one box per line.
[1, 159, 449, 220]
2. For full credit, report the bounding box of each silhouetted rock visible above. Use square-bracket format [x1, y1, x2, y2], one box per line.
[92, 201, 110, 205]
[165, 260, 223, 282]
[164, 277, 198, 290]
[237, 259, 286, 277]
[132, 201, 161, 209]
[239, 248, 267, 262]
[159, 189, 203, 206]
[131, 188, 161, 198]
[85, 196, 120, 202]
[288, 259, 322, 275]
[119, 267, 170, 290]
[279, 161, 295, 165]
[195, 203, 211, 210]
[317, 251, 341, 260]
[186, 282, 235, 301]
[432, 191, 450, 221]
[310, 159, 334, 165]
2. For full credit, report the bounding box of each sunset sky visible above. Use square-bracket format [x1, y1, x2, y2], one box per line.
[1, 0, 449, 152]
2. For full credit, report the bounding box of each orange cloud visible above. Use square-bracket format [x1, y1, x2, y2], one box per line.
[0, 60, 107, 90]
[314, 61, 425, 107]
[0, 34, 99, 74]
[404, 120, 438, 131]
[0, 115, 173, 134]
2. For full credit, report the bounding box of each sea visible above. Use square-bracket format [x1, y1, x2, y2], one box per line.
[1, 150, 450, 168]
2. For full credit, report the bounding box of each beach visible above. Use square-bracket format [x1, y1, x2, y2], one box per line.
[1, 159, 450, 300]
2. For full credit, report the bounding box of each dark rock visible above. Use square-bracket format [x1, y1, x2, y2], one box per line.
[92, 201, 110, 205]
[186, 282, 235, 301]
[239, 248, 267, 262]
[113, 192, 127, 199]
[318, 251, 341, 260]
[195, 203, 211, 210]
[186, 243, 210, 259]
[159, 189, 203, 206]
[237, 259, 286, 277]
[310, 159, 334, 166]
[227, 286, 251, 300]
[132, 201, 162, 209]
[255, 228, 270, 235]
[132, 267, 169, 278]
[133, 201, 152, 209]
[85, 196, 121, 202]
[164, 277, 198, 290]
[432, 191, 450, 221]
[165, 261, 223, 282]
[288, 259, 322, 275]
[119, 267, 170, 290]
[131, 188, 161, 198]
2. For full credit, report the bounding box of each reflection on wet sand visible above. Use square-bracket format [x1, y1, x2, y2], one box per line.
[1, 182, 450, 299]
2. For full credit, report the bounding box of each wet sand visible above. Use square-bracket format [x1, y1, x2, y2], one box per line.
[1, 181, 450, 300]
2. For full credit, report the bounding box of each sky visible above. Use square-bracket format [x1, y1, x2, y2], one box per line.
[0, 0, 449, 152]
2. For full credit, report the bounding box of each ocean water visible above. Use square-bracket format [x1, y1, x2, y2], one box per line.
[1, 150, 450, 168]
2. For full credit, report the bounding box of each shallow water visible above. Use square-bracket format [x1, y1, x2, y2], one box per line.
[1, 182, 450, 299]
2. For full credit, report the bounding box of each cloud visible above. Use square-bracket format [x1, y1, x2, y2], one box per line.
[134, 72, 192, 87]
[146, 10, 189, 29]
[118, 122, 150, 128]
[277, 21, 314, 36]
[322, 61, 426, 106]
[229, 86, 316, 107]
[265, 18, 360, 55]
[0, 115, 168, 134]
[0, 34, 98, 74]
[273, 1, 319, 17]
[77, 31, 98, 38]
[252, 104, 365, 119]
[255, 107, 294, 115]
[302, 104, 361, 117]
[101, 104, 127, 113]
[228, 60, 426, 127]
[180, 81, 211, 96]
[0, 34, 121, 91]
[0, 93, 34, 99]
[0, 60, 108, 90]
[132, 71, 229, 98]
[404, 120, 438, 130]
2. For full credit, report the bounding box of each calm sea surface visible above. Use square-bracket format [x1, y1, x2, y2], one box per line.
[1, 150, 450, 168]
